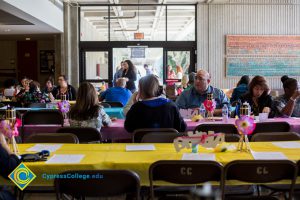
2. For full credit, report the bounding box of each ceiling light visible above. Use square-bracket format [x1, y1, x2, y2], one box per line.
[25, 38, 31, 40]
[4, 29, 11, 32]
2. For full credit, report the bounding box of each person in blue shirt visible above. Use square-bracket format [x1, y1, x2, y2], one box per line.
[230, 75, 250, 104]
[175, 69, 230, 116]
[100, 78, 132, 106]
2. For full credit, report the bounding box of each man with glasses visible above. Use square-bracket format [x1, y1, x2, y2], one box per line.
[176, 70, 230, 116]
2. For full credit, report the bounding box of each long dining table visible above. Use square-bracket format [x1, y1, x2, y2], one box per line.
[20, 117, 300, 142]
[1, 142, 300, 187]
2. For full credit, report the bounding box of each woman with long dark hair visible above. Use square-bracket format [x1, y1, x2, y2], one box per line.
[69, 82, 111, 131]
[240, 75, 275, 117]
[122, 60, 137, 93]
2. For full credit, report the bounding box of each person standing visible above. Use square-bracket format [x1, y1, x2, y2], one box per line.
[122, 60, 137, 93]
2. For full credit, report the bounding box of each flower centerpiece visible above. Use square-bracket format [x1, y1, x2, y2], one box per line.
[57, 100, 70, 119]
[235, 115, 256, 152]
[0, 107, 21, 154]
[203, 93, 216, 121]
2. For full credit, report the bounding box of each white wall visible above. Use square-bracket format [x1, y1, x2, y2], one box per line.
[197, 0, 300, 89]
[3, 0, 63, 32]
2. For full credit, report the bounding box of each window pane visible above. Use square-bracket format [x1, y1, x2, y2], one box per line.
[167, 6, 195, 41]
[80, 6, 108, 41]
[167, 51, 190, 80]
[85, 52, 108, 80]
[110, 5, 166, 41]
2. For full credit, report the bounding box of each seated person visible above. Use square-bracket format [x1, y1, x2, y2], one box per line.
[0, 134, 20, 200]
[175, 69, 230, 116]
[230, 75, 250, 103]
[16, 81, 52, 106]
[99, 78, 132, 106]
[125, 74, 186, 133]
[69, 82, 112, 132]
[43, 76, 56, 94]
[3, 79, 19, 98]
[274, 76, 300, 117]
[51, 75, 76, 100]
[240, 75, 275, 117]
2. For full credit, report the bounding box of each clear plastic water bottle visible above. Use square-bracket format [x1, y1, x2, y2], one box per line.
[222, 104, 229, 122]
[199, 103, 206, 118]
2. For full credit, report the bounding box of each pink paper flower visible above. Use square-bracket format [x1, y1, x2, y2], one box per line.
[203, 99, 216, 112]
[0, 120, 19, 138]
[235, 115, 256, 135]
[57, 100, 70, 113]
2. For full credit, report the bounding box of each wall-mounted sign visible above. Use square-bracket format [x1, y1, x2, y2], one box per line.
[131, 47, 145, 58]
[134, 32, 144, 39]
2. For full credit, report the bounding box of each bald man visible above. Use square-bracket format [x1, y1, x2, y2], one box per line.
[176, 70, 230, 116]
[100, 78, 132, 106]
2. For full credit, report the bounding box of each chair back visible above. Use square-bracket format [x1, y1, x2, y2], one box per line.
[149, 160, 223, 199]
[28, 103, 47, 108]
[194, 124, 239, 135]
[251, 132, 300, 142]
[24, 133, 79, 144]
[56, 127, 102, 143]
[105, 101, 123, 107]
[253, 122, 290, 134]
[133, 128, 179, 143]
[223, 160, 297, 200]
[55, 170, 140, 199]
[22, 110, 64, 126]
[141, 132, 185, 143]
[21, 110, 64, 140]
[225, 134, 241, 142]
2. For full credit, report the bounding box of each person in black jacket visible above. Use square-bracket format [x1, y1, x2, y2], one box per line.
[240, 75, 275, 117]
[0, 134, 20, 200]
[51, 75, 76, 100]
[122, 60, 137, 93]
[125, 74, 186, 133]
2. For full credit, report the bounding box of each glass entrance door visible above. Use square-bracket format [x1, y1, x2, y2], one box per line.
[112, 47, 164, 86]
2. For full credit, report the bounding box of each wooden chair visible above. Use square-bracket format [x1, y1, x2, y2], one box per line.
[132, 128, 179, 143]
[24, 133, 79, 144]
[251, 132, 300, 142]
[223, 160, 297, 200]
[56, 127, 102, 143]
[55, 170, 140, 199]
[149, 160, 223, 199]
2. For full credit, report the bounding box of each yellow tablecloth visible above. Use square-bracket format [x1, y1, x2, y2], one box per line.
[2, 142, 300, 187]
